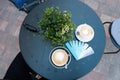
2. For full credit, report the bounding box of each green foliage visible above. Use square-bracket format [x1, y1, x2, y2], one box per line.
[38, 7, 76, 46]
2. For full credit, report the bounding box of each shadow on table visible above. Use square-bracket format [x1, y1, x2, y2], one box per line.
[3, 52, 47, 80]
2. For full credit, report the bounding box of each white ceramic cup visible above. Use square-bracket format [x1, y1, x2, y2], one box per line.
[75, 23, 94, 42]
[49, 47, 71, 69]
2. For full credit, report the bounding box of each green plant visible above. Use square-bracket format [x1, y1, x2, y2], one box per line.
[38, 7, 76, 46]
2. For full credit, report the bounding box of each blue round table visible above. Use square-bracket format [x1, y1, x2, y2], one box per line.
[19, 0, 106, 80]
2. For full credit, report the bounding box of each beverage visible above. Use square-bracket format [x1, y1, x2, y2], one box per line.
[79, 25, 93, 38]
[51, 49, 68, 67]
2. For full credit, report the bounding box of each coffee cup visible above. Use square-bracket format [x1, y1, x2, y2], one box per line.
[49, 47, 71, 69]
[75, 23, 94, 42]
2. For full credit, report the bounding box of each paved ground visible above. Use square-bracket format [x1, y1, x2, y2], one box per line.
[0, 0, 120, 80]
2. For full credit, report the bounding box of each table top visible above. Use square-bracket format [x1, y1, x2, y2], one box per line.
[19, 0, 106, 80]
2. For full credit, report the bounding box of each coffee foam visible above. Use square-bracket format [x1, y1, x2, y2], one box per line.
[51, 49, 68, 66]
[79, 25, 93, 38]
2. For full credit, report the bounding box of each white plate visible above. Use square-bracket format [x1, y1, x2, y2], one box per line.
[75, 23, 94, 42]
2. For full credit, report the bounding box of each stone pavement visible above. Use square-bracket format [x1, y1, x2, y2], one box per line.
[0, 0, 120, 80]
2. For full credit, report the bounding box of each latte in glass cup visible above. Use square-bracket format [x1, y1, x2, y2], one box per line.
[51, 48, 69, 67]
[75, 24, 94, 42]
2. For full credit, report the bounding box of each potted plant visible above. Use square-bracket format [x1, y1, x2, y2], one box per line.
[38, 7, 76, 46]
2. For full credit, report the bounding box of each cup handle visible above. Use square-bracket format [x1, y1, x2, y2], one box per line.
[64, 53, 71, 69]
[65, 64, 68, 69]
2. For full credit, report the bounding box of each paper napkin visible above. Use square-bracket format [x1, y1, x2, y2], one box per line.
[65, 40, 94, 60]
